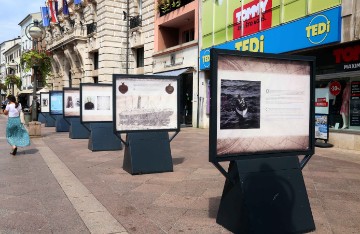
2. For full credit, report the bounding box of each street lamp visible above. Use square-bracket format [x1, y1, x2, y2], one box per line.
[25, 19, 45, 121]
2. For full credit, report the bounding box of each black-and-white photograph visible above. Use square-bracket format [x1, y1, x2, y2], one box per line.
[220, 80, 261, 129]
[97, 96, 110, 110]
[66, 96, 74, 108]
[63, 89, 80, 117]
[80, 84, 113, 122]
[42, 98, 48, 107]
[114, 76, 179, 132]
[84, 96, 95, 110]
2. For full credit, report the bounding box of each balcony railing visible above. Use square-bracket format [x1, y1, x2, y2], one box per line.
[86, 22, 97, 35]
[130, 15, 142, 29]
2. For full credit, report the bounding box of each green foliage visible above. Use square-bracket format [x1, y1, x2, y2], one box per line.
[0, 83, 7, 92]
[4, 74, 22, 90]
[20, 50, 52, 84]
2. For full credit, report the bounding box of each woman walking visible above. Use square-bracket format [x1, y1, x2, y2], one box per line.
[2, 95, 30, 155]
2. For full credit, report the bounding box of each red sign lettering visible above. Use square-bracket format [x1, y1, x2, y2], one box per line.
[333, 45, 360, 63]
[233, 0, 272, 39]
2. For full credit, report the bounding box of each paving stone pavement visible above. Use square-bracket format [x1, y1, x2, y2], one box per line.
[1, 114, 360, 233]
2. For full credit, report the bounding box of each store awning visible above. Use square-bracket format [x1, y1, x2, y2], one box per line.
[36, 87, 49, 94]
[18, 89, 33, 94]
[155, 67, 191, 76]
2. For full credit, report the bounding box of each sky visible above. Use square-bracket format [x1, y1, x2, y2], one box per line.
[0, 0, 45, 43]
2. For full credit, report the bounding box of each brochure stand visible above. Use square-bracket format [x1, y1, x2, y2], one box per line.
[38, 113, 47, 123]
[55, 115, 70, 132]
[88, 122, 122, 151]
[68, 117, 90, 139]
[216, 156, 315, 234]
[45, 114, 56, 127]
[122, 131, 175, 175]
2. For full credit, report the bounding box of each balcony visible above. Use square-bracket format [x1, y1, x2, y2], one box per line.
[86, 22, 97, 36]
[130, 15, 142, 29]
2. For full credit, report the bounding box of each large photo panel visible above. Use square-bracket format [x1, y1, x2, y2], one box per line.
[80, 83, 113, 123]
[209, 49, 315, 162]
[49, 91, 64, 115]
[40, 92, 50, 113]
[63, 88, 80, 117]
[113, 74, 180, 133]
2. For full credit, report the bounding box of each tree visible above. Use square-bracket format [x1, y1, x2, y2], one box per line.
[20, 49, 52, 85]
[4, 74, 22, 91]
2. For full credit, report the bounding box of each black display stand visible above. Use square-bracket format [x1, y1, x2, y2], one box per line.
[55, 115, 70, 132]
[38, 113, 47, 123]
[123, 132, 173, 175]
[68, 117, 90, 139]
[88, 122, 122, 151]
[216, 156, 315, 234]
[45, 114, 56, 127]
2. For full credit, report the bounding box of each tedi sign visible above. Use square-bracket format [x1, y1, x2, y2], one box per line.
[306, 14, 331, 44]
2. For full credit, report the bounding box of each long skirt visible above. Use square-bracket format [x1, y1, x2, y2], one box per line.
[6, 117, 30, 147]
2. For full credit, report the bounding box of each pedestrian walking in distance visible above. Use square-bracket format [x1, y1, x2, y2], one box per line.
[2, 95, 30, 155]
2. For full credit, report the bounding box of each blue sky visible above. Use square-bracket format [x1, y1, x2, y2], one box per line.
[0, 0, 44, 43]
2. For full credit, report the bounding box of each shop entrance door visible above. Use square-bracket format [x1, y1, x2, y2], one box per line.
[180, 73, 193, 126]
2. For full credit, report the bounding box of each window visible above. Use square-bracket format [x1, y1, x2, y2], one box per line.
[136, 47, 144, 68]
[93, 77, 98, 83]
[68, 71, 72, 88]
[93, 52, 99, 70]
[183, 29, 194, 43]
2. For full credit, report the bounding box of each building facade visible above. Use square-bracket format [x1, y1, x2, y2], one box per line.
[199, 0, 360, 149]
[18, 13, 42, 93]
[0, 38, 21, 98]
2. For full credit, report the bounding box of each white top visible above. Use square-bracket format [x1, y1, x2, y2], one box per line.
[5, 103, 22, 117]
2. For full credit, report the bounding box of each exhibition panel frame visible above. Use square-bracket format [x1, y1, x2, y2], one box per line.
[209, 49, 315, 163]
[40, 92, 50, 113]
[63, 88, 80, 117]
[113, 74, 180, 133]
[49, 91, 64, 115]
[80, 83, 113, 123]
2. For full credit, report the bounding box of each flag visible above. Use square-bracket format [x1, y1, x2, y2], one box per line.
[74, 0, 82, 5]
[63, 0, 69, 15]
[55, 0, 59, 16]
[41, 7, 50, 27]
[48, 0, 58, 23]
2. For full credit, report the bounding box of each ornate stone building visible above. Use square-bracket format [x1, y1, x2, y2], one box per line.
[45, 0, 153, 89]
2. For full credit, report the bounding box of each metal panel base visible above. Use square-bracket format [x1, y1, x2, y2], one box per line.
[38, 113, 47, 123]
[123, 132, 173, 175]
[216, 156, 315, 234]
[69, 117, 90, 139]
[88, 123, 122, 151]
[55, 115, 70, 132]
[45, 114, 56, 127]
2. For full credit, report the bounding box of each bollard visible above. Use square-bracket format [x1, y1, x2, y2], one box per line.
[28, 121, 41, 137]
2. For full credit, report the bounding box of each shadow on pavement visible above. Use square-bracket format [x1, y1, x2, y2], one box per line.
[208, 196, 221, 219]
[173, 157, 185, 165]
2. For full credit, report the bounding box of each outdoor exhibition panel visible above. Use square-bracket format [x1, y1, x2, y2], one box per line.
[63, 88, 89, 139]
[49, 91, 63, 115]
[80, 83, 121, 151]
[50, 91, 69, 132]
[209, 49, 316, 234]
[113, 74, 180, 133]
[63, 88, 80, 117]
[80, 83, 113, 123]
[40, 92, 50, 113]
[209, 49, 315, 163]
[113, 74, 180, 174]
[39, 92, 51, 125]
